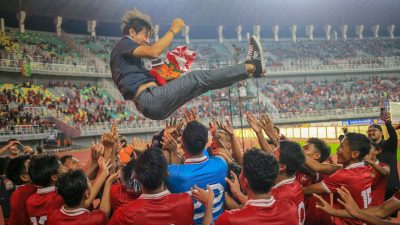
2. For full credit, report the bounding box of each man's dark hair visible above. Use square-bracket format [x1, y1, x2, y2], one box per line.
[279, 141, 305, 177]
[29, 154, 60, 187]
[182, 121, 208, 156]
[345, 132, 371, 160]
[122, 18, 154, 37]
[59, 155, 73, 165]
[6, 155, 30, 185]
[134, 147, 166, 191]
[56, 170, 88, 207]
[307, 138, 331, 163]
[242, 148, 279, 194]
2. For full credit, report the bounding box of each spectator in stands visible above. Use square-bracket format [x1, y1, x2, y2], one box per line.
[108, 147, 194, 225]
[111, 9, 265, 120]
[167, 120, 227, 224]
[368, 112, 398, 214]
[199, 148, 298, 225]
[6, 155, 36, 225]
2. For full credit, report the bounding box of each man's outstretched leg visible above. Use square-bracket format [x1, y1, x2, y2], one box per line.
[134, 35, 266, 120]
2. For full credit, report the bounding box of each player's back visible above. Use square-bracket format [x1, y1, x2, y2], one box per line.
[321, 162, 375, 225]
[26, 186, 63, 225]
[8, 184, 37, 225]
[46, 207, 106, 225]
[271, 177, 305, 225]
[167, 156, 227, 224]
[110, 182, 140, 210]
[215, 197, 298, 225]
[108, 190, 194, 225]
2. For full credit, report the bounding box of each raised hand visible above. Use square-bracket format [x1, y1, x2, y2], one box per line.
[216, 118, 234, 136]
[98, 157, 112, 177]
[102, 125, 119, 147]
[131, 137, 148, 153]
[245, 112, 262, 134]
[259, 114, 279, 143]
[183, 109, 198, 123]
[161, 133, 178, 153]
[90, 142, 104, 161]
[170, 18, 185, 34]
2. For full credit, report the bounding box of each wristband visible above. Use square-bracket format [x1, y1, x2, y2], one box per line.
[169, 30, 176, 38]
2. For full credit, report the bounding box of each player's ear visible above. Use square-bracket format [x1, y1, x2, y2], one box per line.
[51, 174, 58, 184]
[20, 174, 30, 183]
[278, 162, 286, 173]
[351, 151, 360, 160]
[314, 152, 321, 161]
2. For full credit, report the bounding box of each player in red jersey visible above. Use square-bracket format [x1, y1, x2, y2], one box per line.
[108, 147, 194, 225]
[110, 158, 141, 210]
[315, 187, 400, 225]
[365, 142, 390, 207]
[26, 154, 64, 225]
[303, 133, 375, 225]
[271, 141, 306, 225]
[6, 155, 37, 225]
[198, 148, 298, 225]
[46, 164, 119, 225]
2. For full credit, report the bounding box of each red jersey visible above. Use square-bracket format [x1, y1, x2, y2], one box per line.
[46, 206, 106, 225]
[110, 182, 140, 210]
[369, 160, 388, 206]
[271, 177, 305, 225]
[215, 197, 298, 225]
[8, 184, 37, 225]
[108, 190, 194, 225]
[26, 186, 64, 225]
[320, 162, 375, 225]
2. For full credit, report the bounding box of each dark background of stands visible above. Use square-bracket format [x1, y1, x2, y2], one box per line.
[1, 0, 400, 38]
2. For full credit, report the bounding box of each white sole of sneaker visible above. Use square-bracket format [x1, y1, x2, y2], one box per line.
[251, 35, 266, 75]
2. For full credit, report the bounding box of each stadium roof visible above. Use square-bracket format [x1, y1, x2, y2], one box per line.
[1, 0, 400, 26]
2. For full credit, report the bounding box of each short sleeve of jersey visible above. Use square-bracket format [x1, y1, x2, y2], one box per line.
[321, 170, 347, 193]
[119, 38, 139, 57]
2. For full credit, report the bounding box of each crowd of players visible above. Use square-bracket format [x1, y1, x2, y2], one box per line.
[0, 109, 399, 225]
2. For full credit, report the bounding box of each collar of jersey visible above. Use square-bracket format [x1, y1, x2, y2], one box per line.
[15, 184, 28, 189]
[344, 161, 365, 170]
[184, 155, 208, 164]
[60, 206, 89, 216]
[139, 189, 171, 199]
[272, 176, 296, 189]
[245, 197, 275, 207]
[37, 186, 56, 194]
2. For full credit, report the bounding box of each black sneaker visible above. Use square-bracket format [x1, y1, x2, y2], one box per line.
[245, 35, 266, 77]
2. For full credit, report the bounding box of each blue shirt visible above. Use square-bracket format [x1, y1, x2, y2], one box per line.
[110, 36, 155, 100]
[167, 155, 227, 225]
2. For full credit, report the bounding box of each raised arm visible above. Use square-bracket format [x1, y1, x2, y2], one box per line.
[132, 18, 185, 58]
